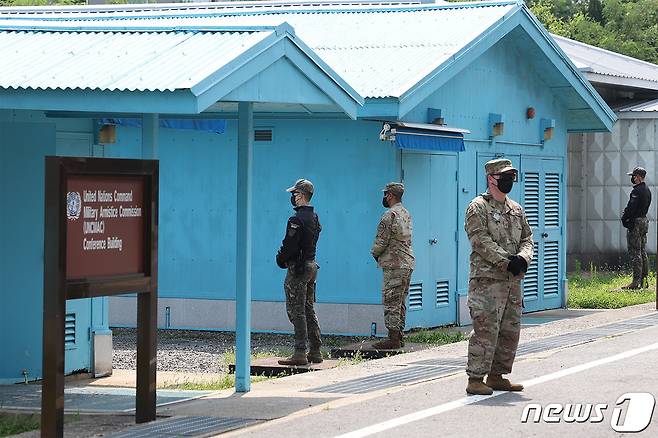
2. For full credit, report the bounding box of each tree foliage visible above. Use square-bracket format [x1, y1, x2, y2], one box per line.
[447, 0, 657, 64]
[527, 0, 658, 64]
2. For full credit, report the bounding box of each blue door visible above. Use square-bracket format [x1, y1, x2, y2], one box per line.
[520, 157, 563, 312]
[402, 152, 458, 328]
[56, 132, 95, 373]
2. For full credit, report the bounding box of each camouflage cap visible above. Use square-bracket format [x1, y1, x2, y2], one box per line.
[286, 178, 314, 195]
[382, 182, 404, 197]
[485, 158, 517, 175]
[627, 166, 647, 178]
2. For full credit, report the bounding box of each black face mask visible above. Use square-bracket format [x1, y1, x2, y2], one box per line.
[631, 176, 637, 185]
[496, 176, 514, 194]
[291, 193, 297, 207]
[382, 195, 389, 208]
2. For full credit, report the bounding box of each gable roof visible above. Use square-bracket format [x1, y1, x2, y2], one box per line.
[0, 22, 363, 116]
[0, 1, 517, 99]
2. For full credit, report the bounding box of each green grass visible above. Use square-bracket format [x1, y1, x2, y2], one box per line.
[219, 349, 291, 368]
[405, 329, 467, 345]
[568, 271, 656, 309]
[165, 374, 271, 391]
[0, 412, 40, 437]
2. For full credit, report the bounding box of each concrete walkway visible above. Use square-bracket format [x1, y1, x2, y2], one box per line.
[4, 303, 657, 437]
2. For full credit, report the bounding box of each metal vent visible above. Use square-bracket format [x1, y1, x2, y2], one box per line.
[436, 281, 449, 307]
[523, 242, 539, 301]
[65, 313, 76, 347]
[524, 172, 540, 228]
[544, 173, 560, 227]
[254, 129, 273, 142]
[543, 241, 560, 295]
[408, 283, 422, 310]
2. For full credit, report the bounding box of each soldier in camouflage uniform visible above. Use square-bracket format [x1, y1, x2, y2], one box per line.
[370, 182, 415, 350]
[464, 159, 534, 395]
[621, 167, 652, 289]
[276, 179, 322, 366]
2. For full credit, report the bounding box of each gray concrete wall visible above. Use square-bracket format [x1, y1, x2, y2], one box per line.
[567, 116, 658, 270]
[109, 296, 386, 336]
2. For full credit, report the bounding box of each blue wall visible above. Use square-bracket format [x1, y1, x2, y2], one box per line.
[111, 119, 397, 305]
[0, 118, 56, 383]
[405, 35, 569, 299]
[104, 34, 570, 311]
[0, 112, 108, 382]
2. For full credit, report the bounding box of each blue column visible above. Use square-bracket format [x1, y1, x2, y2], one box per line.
[235, 102, 253, 392]
[142, 114, 159, 159]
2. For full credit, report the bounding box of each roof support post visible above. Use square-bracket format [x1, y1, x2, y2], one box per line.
[235, 102, 253, 392]
[142, 114, 159, 159]
[138, 113, 158, 424]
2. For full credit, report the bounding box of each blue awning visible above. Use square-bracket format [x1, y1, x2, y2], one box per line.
[380, 122, 468, 152]
[100, 118, 227, 134]
[394, 128, 465, 152]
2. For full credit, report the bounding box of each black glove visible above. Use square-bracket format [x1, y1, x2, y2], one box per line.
[507, 255, 528, 276]
[276, 252, 287, 269]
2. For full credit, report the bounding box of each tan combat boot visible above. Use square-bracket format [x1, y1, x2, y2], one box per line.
[372, 330, 402, 350]
[486, 374, 524, 391]
[278, 350, 308, 366]
[307, 349, 324, 364]
[466, 377, 493, 395]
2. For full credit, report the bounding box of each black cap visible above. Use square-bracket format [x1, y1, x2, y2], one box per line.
[627, 167, 647, 178]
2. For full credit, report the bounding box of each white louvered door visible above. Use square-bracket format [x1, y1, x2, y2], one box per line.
[522, 158, 564, 312]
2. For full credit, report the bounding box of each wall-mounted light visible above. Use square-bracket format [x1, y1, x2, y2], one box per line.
[488, 113, 504, 138]
[526, 107, 536, 119]
[540, 118, 555, 143]
[427, 108, 445, 125]
[98, 124, 116, 144]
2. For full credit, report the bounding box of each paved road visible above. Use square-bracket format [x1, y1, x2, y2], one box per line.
[230, 324, 658, 437]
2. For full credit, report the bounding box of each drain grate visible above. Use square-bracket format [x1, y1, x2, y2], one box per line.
[108, 416, 260, 438]
[304, 313, 658, 395]
[409, 357, 466, 367]
[307, 366, 460, 394]
[0, 386, 210, 413]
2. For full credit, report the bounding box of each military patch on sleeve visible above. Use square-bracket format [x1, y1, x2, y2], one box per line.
[288, 222, 299, 237]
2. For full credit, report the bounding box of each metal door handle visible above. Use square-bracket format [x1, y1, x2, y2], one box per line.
[429, 238, 438, 245]
[541, 232, 548, 238]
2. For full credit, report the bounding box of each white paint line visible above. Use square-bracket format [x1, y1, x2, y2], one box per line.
[334, 341, 658, 438]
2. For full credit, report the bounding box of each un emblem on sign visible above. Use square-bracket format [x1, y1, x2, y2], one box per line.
[66, 192, 81, 220]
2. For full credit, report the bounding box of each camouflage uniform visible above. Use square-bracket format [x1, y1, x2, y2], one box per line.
[284, 261, 321, 352]
[627, 217, 649, 286]
[371, 183, 415, 332]
[465, 160, 533, 379]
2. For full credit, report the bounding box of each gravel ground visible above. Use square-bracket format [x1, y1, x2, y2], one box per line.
[112, 328, 366, 374]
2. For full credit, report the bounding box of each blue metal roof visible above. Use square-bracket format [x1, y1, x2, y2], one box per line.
[0, 0, 615, 130]
[0, 1, 519, 98]
[0, 27, 275, 92]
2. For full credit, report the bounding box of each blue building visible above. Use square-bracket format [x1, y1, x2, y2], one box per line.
[0, 0, 615, 384]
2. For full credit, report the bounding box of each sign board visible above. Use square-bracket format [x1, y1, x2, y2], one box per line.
[42, 157, 158, 437]
[65, 176, 146, 279]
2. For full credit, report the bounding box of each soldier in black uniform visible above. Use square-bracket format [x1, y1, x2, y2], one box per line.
[622, 167, 652, 289]
[276, 179, 323, 365]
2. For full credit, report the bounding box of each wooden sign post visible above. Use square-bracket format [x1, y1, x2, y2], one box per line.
[42, 157, 158, 437]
